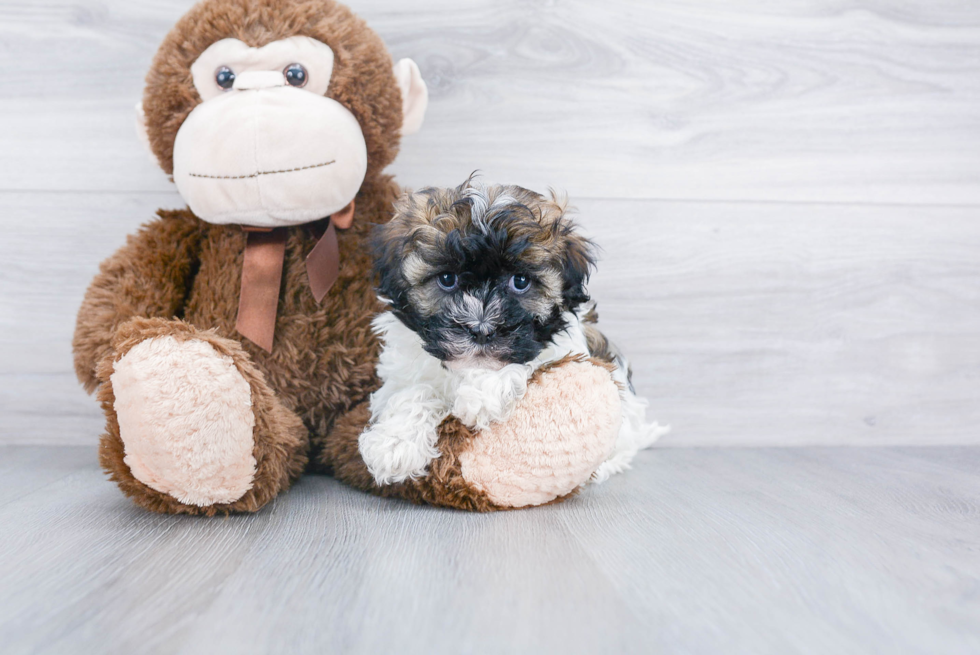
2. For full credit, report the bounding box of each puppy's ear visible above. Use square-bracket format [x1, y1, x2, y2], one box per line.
[370, 220, 410, 308]
[560, 229, 597, 311]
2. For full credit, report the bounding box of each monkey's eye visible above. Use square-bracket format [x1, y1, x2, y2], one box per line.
[284, 63, 308, 87]
[215, 66, 236, 90]
[509, 274, 531, 293]
[436, 272, 458, 291]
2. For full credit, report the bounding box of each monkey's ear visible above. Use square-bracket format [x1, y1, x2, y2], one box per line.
[135, 102, 153, 155]
[393, 59, 428, 136]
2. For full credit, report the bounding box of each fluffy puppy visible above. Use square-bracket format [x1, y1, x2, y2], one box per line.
[359, 179, 668, 485]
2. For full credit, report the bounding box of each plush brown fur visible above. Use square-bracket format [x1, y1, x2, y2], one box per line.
[73, 0, 438, 516]
[75, 174, 418, 514]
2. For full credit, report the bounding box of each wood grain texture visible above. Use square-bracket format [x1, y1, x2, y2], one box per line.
[0, 0, 978, 203]
[0, 445, 978, 655]
[573, 198, 980, 446]
[3, 192, 978, 447]
[0, 191, 184, 444]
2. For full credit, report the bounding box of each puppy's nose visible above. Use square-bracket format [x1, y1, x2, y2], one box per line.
[467, 326, 495, 345]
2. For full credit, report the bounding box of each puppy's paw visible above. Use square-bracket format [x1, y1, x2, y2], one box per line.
[457, 358, 622, 508]
[359, 422, 442, 486]
[451, 364, 530, 430]
[361, 384, 449, 486]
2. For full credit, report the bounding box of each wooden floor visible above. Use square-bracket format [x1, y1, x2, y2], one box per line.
[1, 0, 979, 653]
[1, 445, 978, 655]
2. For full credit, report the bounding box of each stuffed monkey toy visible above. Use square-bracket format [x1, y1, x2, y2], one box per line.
[73, 0, 626, 515]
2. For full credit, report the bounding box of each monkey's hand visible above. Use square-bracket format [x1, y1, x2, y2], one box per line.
[358, 385, 447, 485]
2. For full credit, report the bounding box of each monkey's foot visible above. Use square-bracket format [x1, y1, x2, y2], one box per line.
[98, 318, 307, 515]
[456, 357, 622, 508]
[111, 335, 256, 505]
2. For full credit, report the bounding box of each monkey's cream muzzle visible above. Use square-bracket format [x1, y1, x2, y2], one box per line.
[168, 36, 368, 228]
[172, 80, 367, 228]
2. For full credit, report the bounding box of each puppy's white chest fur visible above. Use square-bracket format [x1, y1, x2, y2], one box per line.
[358, 311, 590, 485]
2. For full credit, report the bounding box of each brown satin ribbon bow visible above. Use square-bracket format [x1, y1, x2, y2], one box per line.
[235, 200, 355, 352]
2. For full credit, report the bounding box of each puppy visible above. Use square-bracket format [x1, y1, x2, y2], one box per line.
[359, 179, 668, 485]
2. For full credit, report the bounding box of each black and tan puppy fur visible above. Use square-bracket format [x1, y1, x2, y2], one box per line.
[360, 178, 667, 489]
[371, 178, 602, 369]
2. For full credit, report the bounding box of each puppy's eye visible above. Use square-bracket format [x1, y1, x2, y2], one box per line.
[509, 274, 531, 293]
[436, 272, 458, 291]
[284, 63, 308, 87]
[215, 66, 236, 90]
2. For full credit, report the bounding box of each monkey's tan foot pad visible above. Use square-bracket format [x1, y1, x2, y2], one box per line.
[110, 336, 257, 507]
[458, 359, 622, 508]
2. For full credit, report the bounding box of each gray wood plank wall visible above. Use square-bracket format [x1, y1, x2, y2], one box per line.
[1, 0, 978, 446]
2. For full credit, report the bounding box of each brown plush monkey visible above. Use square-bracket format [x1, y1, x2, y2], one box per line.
[73, 0, 624, 515]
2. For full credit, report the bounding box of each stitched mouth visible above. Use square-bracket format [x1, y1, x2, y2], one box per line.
[188, 159, 336, 180]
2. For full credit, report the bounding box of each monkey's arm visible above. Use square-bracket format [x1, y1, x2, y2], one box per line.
[73, 210, 204, 392]
[320, 356, 623, 511]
